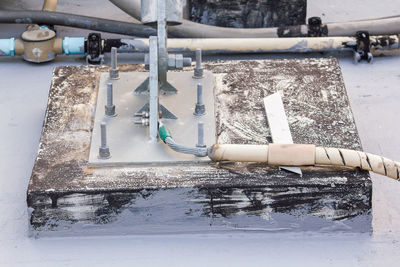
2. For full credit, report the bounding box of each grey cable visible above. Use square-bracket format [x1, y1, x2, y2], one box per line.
[0, 10, 157, 37]
[164, 137, 207, 157]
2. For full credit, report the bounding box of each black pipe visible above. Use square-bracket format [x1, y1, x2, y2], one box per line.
[0, 10, 157, 38]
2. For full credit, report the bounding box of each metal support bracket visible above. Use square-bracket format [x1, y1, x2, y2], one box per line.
[88, 71, 216, 165]
[134, 77, 178, 94]
[136, 102, 178, 120]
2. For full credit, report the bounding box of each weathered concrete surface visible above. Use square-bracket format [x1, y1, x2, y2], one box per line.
[27, 59, 371, 235]
[189, 0, 307, 28]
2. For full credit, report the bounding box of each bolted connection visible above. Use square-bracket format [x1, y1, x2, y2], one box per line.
[193, 48, 204, 79]
[193, 83, 206, 116]
[98, 122, 111, 159]
[134, 118, 150, 126]
[105, 82, 116, 117]
[109, 47, 119, 79]
[196, 121, 206, 148]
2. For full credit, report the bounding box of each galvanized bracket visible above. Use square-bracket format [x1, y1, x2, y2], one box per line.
[136, 102, 178, 120]
[134, 0, 178, 94]
[134, 78, 178, 94]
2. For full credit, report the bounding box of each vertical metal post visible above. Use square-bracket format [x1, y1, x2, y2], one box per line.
[149, 36, 159, 142]
[157, 0, 168, 86]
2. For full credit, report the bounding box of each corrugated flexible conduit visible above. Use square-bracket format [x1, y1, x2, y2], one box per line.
[208, 144, 400, 181]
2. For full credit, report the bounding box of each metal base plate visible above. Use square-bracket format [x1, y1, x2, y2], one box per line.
[88, 71, 215, 165]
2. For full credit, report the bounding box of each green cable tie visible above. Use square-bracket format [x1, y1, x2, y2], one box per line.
[159, 125, 172, 143]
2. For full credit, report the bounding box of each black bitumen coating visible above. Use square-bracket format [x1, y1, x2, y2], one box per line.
[27, 59, 372, 233]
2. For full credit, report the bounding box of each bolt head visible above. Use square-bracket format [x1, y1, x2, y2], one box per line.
[109, 68, 120, 80]
[193, 68, 204, 79]
[105, 105, 116, 117]
[98, 147, 111, 159]
[194, 104, 206, 116]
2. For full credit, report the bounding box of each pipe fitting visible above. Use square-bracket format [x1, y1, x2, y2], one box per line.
[0, 38, 15, 56]
[21, 26, 61, 63]
[63, 37, 85, 55]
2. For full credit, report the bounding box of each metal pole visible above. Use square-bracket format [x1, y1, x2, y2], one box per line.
[149, 36, 159, 142]
[157, 0, 168, 86]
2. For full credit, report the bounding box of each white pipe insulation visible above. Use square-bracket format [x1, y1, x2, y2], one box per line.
[114, 35, 399, 54]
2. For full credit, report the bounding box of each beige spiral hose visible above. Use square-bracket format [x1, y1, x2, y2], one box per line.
[209, 144, 400, 180]
[42, 0, 58, 12]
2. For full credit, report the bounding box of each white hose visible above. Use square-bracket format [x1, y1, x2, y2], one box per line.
[116, 35, 399, 55]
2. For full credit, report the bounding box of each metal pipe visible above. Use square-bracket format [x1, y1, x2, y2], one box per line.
[149, 36, 159, 143]
[0, 10, 157, 38]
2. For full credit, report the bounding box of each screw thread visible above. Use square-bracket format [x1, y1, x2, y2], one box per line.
[195, 48, 202, 69]
[107, 83, 113, 107]
[111, 47, 117, 69]
[197, 83, 203, 104]
[197, 122, 204, 147]
[100, 122, 107, 148]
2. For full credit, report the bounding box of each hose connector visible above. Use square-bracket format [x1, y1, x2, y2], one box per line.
[0, 38, 15, 56]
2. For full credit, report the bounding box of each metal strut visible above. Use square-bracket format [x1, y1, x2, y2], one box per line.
[134, 0, 178, 139]
[134, 0, 178, 94]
